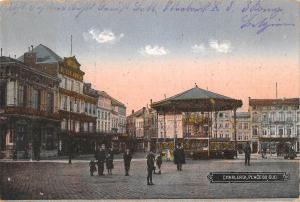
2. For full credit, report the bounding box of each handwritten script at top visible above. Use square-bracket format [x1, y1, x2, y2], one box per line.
[0, 0, 295, 35]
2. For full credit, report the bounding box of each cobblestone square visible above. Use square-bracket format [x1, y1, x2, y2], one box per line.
[0, 159, 299, 199]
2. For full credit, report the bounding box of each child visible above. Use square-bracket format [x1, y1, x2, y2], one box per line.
[89, 160, 97, 176]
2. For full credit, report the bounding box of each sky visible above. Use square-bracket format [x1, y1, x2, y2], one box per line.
[0, 0, 299, 114]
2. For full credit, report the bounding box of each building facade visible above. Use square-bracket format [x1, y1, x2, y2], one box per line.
[235, 112, 251, 152]
[249, 98, 300, 154]
[0, 54, 60, 159]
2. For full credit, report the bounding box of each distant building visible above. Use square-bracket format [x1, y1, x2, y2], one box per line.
[249, 98, 300, 153]
[235, 112, 251, 152]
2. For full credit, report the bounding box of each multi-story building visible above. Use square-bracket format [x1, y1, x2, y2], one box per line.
[212, 111, 233, 140]
[111, 98, 126, 134]
[96, 91, 112, 133]
[249, 98, 300, 153]
[18, 44, 97, 155]
[235, 112, 251, 152]
[0, 53, 60, 159]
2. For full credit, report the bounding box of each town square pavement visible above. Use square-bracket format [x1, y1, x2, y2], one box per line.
[0, 159, 299, 200]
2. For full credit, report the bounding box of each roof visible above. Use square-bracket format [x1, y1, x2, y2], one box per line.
[249, 98, 300, 106]
[97, 90, 126, 108]
[127, 108, 145, 118]
[0, 56, 60, 81]
[18, 44, 62, 63]
[167, 86, 232, 101]
[151, 86, 242, 113]
[0, 56, 23, 64]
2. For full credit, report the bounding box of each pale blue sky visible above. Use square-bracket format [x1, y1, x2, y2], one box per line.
[0, 0, 298, 64]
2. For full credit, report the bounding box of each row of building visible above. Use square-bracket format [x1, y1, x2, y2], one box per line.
[0, 44, 126, 159]
[127, 98, 300, 154]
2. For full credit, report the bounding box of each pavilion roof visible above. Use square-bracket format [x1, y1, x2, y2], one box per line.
[151, 86, 242, 113]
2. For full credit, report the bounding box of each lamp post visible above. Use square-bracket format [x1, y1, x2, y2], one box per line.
[68, 97, 74, 164]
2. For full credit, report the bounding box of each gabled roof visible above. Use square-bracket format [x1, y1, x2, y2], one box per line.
[18, 44, 62, 63]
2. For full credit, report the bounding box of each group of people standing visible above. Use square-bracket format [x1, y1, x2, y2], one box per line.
[90, 143, 186, 186]
[90, 145, 133, 177]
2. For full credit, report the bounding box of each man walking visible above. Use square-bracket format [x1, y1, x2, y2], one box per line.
[123, 148, 132, 176]
[174, 143, 185, 171]
[244, 142, 251, 166]
[147, 151, 155, 185]
[95, 144, 106, 176]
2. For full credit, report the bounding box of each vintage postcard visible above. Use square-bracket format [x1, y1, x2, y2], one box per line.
[0, 0, 299, 200]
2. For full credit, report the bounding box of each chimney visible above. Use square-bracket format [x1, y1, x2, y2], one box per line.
[31, 45, 34, 52]
[132, 110, 134, 114]
[24, 47, 37, 66]
[150, 99, 152, 105]
[1, 48, 2, 56]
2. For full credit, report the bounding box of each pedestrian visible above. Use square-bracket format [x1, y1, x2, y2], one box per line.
[123, 148, 132, 176]
[106, 147, 114, 175]
[89, 160, 97, 176]
[147, 151, 155, 185]
[243, 142, 251, 166]
[166, 148, 171, 161]
[156, 152, 162, 174]
[174, 143, 185, 171]
[95, 145, 106, 176]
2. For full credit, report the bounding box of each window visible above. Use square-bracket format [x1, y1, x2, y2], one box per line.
[75, 121, 80, 132]
[219, 113, 223, 118]
[279, 112, 284, 121]
[238, 123, 242, 129]
[287, 128, 291, 136]
[18, 85, 24, 106]
[32, 89, 40, 110]
[297, 125, 300, 136]
[253, 127, 258, 136]
[61, 95, 67, 110]
[286, 112, 292, 121]
[70, 100, 74, 112]
[278, 128, 284, 136]
[61, 119, 67, 130]
[262, 113, 267, 122]
[64, 77, 68, 89]
[46, 93, 54, 113]
[0, 81, 6, 107]
[244, 123, 248, 130]
[270, 126, 276, 136]
[71, 80, 74, 91]
[297, 112, 300, 122]
[245, 136, 248, 140]
[263, 129, 267, 136]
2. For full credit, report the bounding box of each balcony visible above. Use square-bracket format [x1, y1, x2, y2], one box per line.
[3, 106, 60, 120]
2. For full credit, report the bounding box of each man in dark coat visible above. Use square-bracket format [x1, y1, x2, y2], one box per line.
[147, 151, 155, 185]
[123, 148, 132, 176]
[174, 143, 185, 171]
[106, 148, 114, 175]
[243, 142, 251, 166]
[95, 145, 106, 176]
